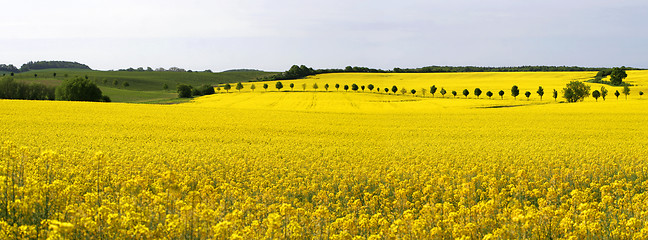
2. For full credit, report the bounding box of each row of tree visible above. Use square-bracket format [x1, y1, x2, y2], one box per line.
[0, 76, 110, 102]
[176, 84, 216, 98]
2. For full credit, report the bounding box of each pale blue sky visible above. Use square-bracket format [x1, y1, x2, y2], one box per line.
[1, 0, 646, 71]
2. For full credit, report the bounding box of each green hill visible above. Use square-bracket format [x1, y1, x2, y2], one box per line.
[9, 69, 276, 103]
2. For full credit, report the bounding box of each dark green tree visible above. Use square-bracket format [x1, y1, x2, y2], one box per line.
[563, 81, 591, 102]
[640, 91, 644, 98]
[524, 91, 531, 100]
[361, 85, 365, 91]
[610, 67, 627, 86]
[201, 85, 215, 95]
[122, 82, 129, 88]
[462, 89, 469, 98]
[614, 90, 620, 100]
[410, 89, 416, 95]
[511, 85, 520, 100]
[53, 72, 57, 78]
[592, 90, 601, 101]
[622, 86, 630, 99]
[474, 88, 482, 98]
[236, 82, 244, 92]
[452, 90, 457, 98]
[290, 83, 295, 91]
[250, 84, 256, 91]
[367, 84, 374, 91]
[430, 85, 438, 97]
[34, 74, 38, 78]
[391, 85, 398, 94]
[498, 90, 504, 99]
[440, 88, 447, 97]
[324, 83, 330, 91]
[176, 84, 192, 98]
[276, 81, 284, 91]
[486, 91, 493, 99]
[113, 80, 119, 87]
[263, 83, 269, 91]
[55, 77, 104, 101]
[552, 89, 558, 101]
[384, 88, 389, 93]
[335, 84, 340, 91]
[313, 83, 319, 91]
[352, 83, 359, 91]
[344, 85, 349, 91]
[163, 83, 169, 91]
[537, 86, 544, 100]
[224, 83, 232, 92]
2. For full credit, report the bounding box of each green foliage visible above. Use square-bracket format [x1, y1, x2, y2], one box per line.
[610, 67, 628, 86]
[462, 89, 469, 98]
[20, 61, 91, 72]
[176, 84, 192, 98]
[335, 84, 340, 91]
[351, 83, 359, 91]
[640, 91, 644, 98]
[622, 86, 630, 99]
[361, 85, 365, 91]
[290, 83, 295, 90]
[163, 83, 169, 90]
[236, 82, 244, 92]
[553, 89, 558, 101]
[344, 85, 349, 91]
[324, 83, 330, 91]
[537, 86, 544, 100]
[452, 90, 457, 98]
[614, 90, 620, 99]
[410, 89, 416, 95]
[367, 84, 374, 91]
[391, 85, 398, 94]
[592, 90, 601, 101]
[562, 81, 591, 103]
[200, 84, 215, 95]
[191, 87, 202, 96]
[524, 91, 531, 100]
[0, 77, 56, 100]
[511, 85, 520, 99]
[498, 90, 505, 99]
[224, 83, 232, 92]
[486, 91, 493, 99]
[384, 88, 389, 93]
[113, 80, 119, 87]
[313, 83, 319, 91]
[301, 83, 307, 91]
[400, 87, 407, 95]
[122, 81, 129, 87]
[55, 77, 104, 102]
[250, 84, 256, 91]
[474, 88, 482, 98]
[276, 81, 283, 91]
[263, 83, 269, 91]
[430, 85, 438, 97]
[440, 88, 447, 97]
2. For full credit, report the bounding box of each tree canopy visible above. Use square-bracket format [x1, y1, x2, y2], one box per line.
[55, 77, 105, 101]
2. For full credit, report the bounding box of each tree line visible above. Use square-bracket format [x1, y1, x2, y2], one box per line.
[0, 76, 110, 102]
[256, 65, 641, 82]
[18, 61, 91, 72]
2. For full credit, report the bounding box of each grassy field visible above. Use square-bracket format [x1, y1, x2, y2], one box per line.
[1, 71, 648, 238]
[8, 68, 276, 103]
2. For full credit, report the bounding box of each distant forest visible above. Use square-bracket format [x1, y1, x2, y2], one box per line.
[0, 61, 91, 73]
[257, 65, 643, 81]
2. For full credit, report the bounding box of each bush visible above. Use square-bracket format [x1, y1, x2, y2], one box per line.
[200, 84, 215, 95]
[0, 77, 56, 100]
[562, 81, 590, 102]
[55, 77, 104, 101]
[177, 84, 192, 98]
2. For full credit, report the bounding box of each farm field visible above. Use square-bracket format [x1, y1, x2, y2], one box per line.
[1, 71, 648, 239]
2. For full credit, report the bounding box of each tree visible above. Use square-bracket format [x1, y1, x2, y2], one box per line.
[123, 82, 130, 88]
[486, 91, 493, 99]
[176, 84, 192, 98]
[113, 80, 119, 87]
[462, 89, 469, 98]
[614, 90, 620, 100]
[391, 85, 398, 94]
[452, 90, 457, 98]
[53, 72, 57, 78]
[511, 85, 520, 100]
[537, 86, 544, 100]
[524, 91, 531, 100]
[344, 85, 349, 91]
[276, 81, 284, 91]
[34, 74, 38, 78]
[384, 88, 389, 93]
[191, 87, 202, 96]
[430, 85, 437, 97]
[250, 84, 256, 91]
[361, 85, 365, 91]
[610, 67, 627, 86]
[400, 87, 407, 95]
[562, 81, 591, 102]
[313, 83, 319, 91]
[622, 86, 630, 99]
[301, 83, 307, 91]
[236, 82, 244, 92]
[54, 77, 106, 102]
[290, 83, 295, 91]
[640, 91, 644, 98]
[440, 88, 447, 97]
[498, 90, 504, 99]
[410, 89, 416, 95]
[224, 83, 232, 92]
[367, 84, 374, 91]
[163, 83, 169, 91]
[474, 88, 482, 98]
[200, 85, 215, 95]
[263, 83, 269, 91]
[352, 83, 359, 91]
[324, 83, 330, 91]
[335, 84, 340, 91]
[592, 90, 601, 101]
[552, 89, 558, 101]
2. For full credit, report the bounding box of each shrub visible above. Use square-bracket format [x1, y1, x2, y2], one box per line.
[55, 77, 104, 101]
[177, 84, 192, 98]
[562, 81, 591, 102]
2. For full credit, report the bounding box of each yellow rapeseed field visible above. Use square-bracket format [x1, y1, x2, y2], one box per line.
[1, 71, 648, 239]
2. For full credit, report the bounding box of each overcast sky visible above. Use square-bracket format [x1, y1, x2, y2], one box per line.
[1, 0, 647, 71]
